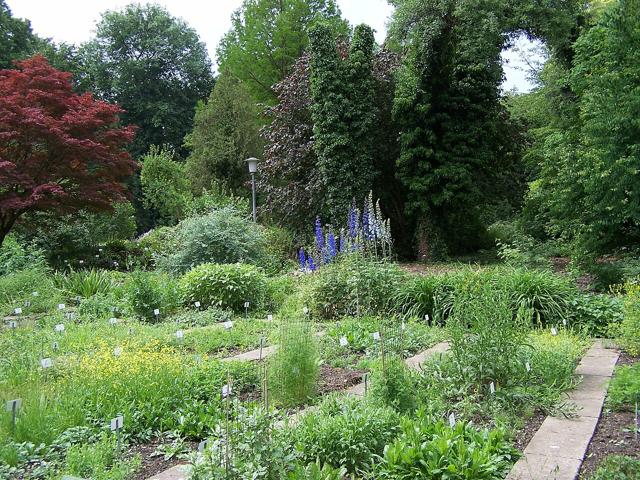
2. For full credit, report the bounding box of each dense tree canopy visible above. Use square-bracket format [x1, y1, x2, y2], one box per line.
[0, 0, 37, 69]
[78, 4, 214, 157]
[0, 56, 136, 247]
[184, 74, 262, 195]
[217, 0, 348, 105]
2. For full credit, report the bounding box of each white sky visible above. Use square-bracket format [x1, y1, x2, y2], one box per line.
[6, 0, 534, 92]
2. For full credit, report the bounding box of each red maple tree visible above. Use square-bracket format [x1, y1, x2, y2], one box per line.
[0, 55, 137, 247]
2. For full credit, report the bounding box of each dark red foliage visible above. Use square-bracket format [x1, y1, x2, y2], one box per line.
[0, 55, 137, 245]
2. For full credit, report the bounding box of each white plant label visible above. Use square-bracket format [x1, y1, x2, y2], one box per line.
[8, 320, 17, 329]
[79, 260, 84, 264]
[372, 331, 381, 341]
[40, 358, 53, 369]
[267, 314, 273, 322]
[303, 307, 309, 315]
[176, 330, 184, 339]
[14, 307, 22, 315]
[24, 301, 31, 307]
[551, 327, 558, 336]
[57, 304, 65, 310]
[244, 301, 250, 309]
[110, 415, 124, 431]
[221, 384, 232, 398]
[425, 314, 430, 321]
[198, 440, 208, 452]
[113, 347, 122, 357]
[339, 336, 349, 347]
[490, 382, 495, 394]
[562, 318, 567, 326]
[32, 291, 39, 297]
[153, 309, 160, 316]
[525, 362, 531, 372]
[65, 312, 75, 321]
[448, 412, 456, 427]
[95, 254, 99, 258]
[5, 399, 21, 412]
[52, 341, 59, 351]
[109, 318, 118, 325]
[194, 301, 201, 308]
[99, 248, 103, 252]
[55, 324, 65, 332]
[224, 321, 233, 330]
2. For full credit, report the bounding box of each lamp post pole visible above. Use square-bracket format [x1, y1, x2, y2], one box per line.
[245, 157, 259, 222]
[251, 171, 256, 222]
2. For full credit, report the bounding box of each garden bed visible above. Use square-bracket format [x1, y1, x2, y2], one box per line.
[578, 352, 639, 479]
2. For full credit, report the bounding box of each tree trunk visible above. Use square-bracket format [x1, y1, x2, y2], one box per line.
[0, 214, 17, 249]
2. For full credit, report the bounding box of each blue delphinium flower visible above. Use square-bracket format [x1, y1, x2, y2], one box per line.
[362, 207, 370, 241]
[307, 256, 316, 272]
[328, 231, 337, 260]
[339, 230, 346, 253]
[298, 248, 307, 271]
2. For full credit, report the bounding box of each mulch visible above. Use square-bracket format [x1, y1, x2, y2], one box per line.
[577, 352, 639, 479]
[317, 364, 365, 395]
[127, 439, 196, 480]
[512, 410, 547, 453]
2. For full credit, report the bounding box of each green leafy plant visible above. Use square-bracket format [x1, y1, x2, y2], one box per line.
[310, 254, 406, 319]
[179, 263, 267, 313]
[607, 363, 640, 411]
[568, 293, 623, 337]
[0, 235, 47, 276]
[590, 455, 640, 480]
[0, 268, 62, 315]
[63, 433, 141, 480]
[269, 320, 319, 406]
[293, 396, 400, 473]
[157, 206, 268, 274]
[55, 268, 115, 298]
[287, 460, 347, 480]
[368, 356, 417, 413]
[371, 412, 519, 479]
[620, 283, 640, 355]
[120, 270, 180, 321]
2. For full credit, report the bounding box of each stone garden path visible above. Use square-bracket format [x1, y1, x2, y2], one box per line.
[507, 340, 620, 480]
[147, 340, 450, 480]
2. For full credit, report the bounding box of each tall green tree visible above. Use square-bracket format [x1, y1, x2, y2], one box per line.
[217, 0, 348, 105]
[534, 0, 640, 256]
[391, 0, 521, 259]
[184, 74, 262, 195]
[79, 3, 214, 158]
[308, 23, 378, 221]
[0, 0, 37, 68]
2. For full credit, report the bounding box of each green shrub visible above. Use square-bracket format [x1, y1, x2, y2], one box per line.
[269, 320, 319, 406]
[568, 293, 623, 337]
[368, 356, 417, 413]
[190, 407, 294, 480]
[0, 236, 47, 276]
[293, 396, 400, 473]
[77, 293, 121, 320]
[167, 307, 232, 327]
[179, 263, 267, 313]
[607, 364, 640, 411]
[620, 283, 640, 355]
[262, 224, 295, 273]
[310, 255, 406, 319]
[120, 270, 180, 321]
[447, 282, 529, 388]
[393, 275, 439, 320]
[590, 455, 640, 480]
[157, 206, 268, 274]
[264, 274, 296, 313]
[287, 461, 347, 480]
[587, 262, 625, 292]
[0, 268, 62, 315]
[63, 434, 140, 480]
[371, 413, 519, 479]
[137, 226, 178, 267]
[55, 268, 115, 298]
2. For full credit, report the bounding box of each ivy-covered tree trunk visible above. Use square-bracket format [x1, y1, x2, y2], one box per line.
[309, 23, 379, 222]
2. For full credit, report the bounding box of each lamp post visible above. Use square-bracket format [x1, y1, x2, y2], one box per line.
[245, 157, 259, 222]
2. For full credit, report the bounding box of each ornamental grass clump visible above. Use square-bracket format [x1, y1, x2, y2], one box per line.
[269, 319, 319, 406]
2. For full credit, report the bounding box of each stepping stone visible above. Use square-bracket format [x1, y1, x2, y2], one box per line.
[147, 464, 191, 480]
[405, 341, 449, 370]
[523, 416, 599, 460]
[507, 453, 582, 480]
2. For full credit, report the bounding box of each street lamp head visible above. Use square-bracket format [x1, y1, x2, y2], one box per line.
[245, 157, 259, 174]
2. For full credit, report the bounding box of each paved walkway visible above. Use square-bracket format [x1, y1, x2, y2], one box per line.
[507, 340, 619, 480]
